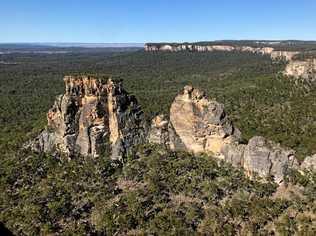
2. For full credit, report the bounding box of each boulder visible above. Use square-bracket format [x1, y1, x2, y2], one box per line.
[147, 114, 170, 146]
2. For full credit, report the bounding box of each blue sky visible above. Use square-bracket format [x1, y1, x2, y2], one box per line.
[1, 0, 316, 43]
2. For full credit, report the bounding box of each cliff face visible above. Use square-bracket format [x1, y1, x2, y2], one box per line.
[144, 43, 303, 63]
[145, 43, 274, 56]
[284, 59, 316, 81]
[28, 77, 315, 183]
[145, 43, 316, 81]
[29, 75, 146, 160]
[168, 86, 241, 156]
[270, 51, 300, 61]
[148, 86, 300, 184]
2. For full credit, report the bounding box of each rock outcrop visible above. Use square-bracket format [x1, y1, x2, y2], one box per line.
[148, 86, 300, 183]
[28, 75, 146, 160]
[284, 58, 316, 82]
[28, 77, 314, 183]
[300, 154, 316, 170]
[270, 51, 300, 61]
[169, 86, 241, 156]
[243, 136, 298, 183]
[149, 86, 241, 157]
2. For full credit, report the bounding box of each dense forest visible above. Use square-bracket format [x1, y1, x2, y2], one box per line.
[1, 48, 316, 235]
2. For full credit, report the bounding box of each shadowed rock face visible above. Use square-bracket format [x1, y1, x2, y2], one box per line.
[28, 76, 146, 160]
[243, 136, 298, 183]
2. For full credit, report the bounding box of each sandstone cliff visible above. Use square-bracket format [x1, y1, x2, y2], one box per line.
[284, 58, 316, 82]
[145, 43, 316, 81]
[270, 51, 300, 61]
[28, 75, 146, 160]
[148, 86, 300, 184]
[28, 77, 315, 183]
[144, 43, 274, 56]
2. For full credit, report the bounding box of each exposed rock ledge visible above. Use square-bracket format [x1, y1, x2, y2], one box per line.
[28, 76, 315, 183]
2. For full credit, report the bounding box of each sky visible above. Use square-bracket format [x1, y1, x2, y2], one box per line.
[1, 0, 316, 43]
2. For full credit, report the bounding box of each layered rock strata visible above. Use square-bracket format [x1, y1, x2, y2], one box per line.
[145, 43, 275, 56]
[28, 75, 146, 160]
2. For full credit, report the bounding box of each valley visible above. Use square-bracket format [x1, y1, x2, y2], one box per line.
[1, 43, 316, 235]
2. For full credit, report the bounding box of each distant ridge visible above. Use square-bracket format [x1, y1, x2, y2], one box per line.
[0, 43, 144, 48]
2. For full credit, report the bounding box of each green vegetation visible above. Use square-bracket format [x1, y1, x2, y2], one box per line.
[0, 49, 316, 235]
[1, 145, 315, 235]
[293, 50, 316, 60]
[1, 50, 315, 157]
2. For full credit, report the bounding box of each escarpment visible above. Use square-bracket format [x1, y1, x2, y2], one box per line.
[28, 76, 314, 184]
[145, 42, 316, 81]
[28, 75, 146, 160]
[145, 43, 275, 56]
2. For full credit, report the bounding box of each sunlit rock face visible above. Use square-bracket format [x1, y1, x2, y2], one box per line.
[29, 75, 146, 160]
[148, 86, 300, 184]
[300, 154, 316, 170]
[27, 75, 312, 183]
[284, 59, 316, 81]
[148, 86, 241, 157]
[169, 86, 241, 156]
[270, 51, 300, 61]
